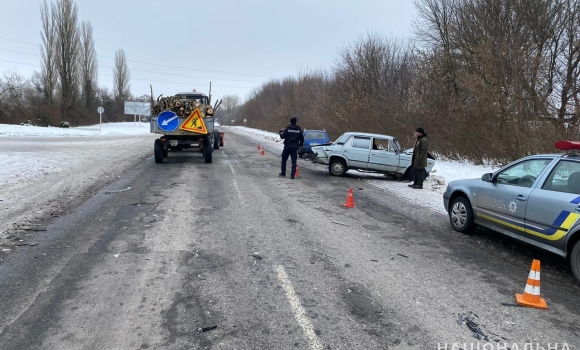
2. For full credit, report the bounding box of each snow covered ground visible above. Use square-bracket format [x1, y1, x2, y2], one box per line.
[0, 121, 150, 137]
[0, 122, 156, 236]
[224, 126, 497, 215]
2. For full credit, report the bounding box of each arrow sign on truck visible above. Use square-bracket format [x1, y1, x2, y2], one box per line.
[161, 115, 178, 126]
[157, 111, 179, 132]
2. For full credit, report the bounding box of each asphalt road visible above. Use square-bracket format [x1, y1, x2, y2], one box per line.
[1, 131, 579, 349]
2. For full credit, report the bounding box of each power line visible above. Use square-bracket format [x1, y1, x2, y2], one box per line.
[0, 59, 256, 89]
[0, 36, 276, 78]
[0, 48, 262, 83]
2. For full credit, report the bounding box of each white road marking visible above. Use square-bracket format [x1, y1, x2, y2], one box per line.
[227, 161, 244, 204]
[275, 265, 324, 350]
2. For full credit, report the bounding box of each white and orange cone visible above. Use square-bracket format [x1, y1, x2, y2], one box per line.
[515, 259, 548, 310]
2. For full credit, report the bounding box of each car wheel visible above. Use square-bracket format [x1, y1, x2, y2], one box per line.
[299, 152, 303, 158]
[571, 240, 580, 284]
[449, 196, 475, 233]
[329, 158, 347, 176]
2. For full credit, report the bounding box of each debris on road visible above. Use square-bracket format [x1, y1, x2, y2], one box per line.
[105, 187, 132, 194]
[331, 221, 349, 226]
[251, 253, 262, 260]
[501, 302, 522, 308]
[197, 325, 217, 332]
[397, 253, 409, 258]
[457, 312, 508, 343]
[345, 263, 351, 267]
[370, 259, 378, 262]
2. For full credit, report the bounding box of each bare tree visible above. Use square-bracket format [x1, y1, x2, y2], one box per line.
[40, 0, 57, 105]
[113, 49, 131, 101]
[53, 0, 80, 120]
[222, 95, 240, 121]
[79, 21, 98, 111]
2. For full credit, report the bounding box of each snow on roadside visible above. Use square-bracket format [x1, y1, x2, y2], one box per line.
[0, 122, 151, 137]
[225, 125, 496, 215]
[223, 126, 284, 151]
[0, 123, 156, 236]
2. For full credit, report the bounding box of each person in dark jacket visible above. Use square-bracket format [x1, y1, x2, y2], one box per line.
[279, 117, 304, 179]
[409, 127, 430, 189]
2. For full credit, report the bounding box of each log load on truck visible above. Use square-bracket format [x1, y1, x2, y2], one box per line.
[149, 90, 223, 164]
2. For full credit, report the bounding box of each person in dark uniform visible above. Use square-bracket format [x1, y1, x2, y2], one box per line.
[409, 127, 430, 189]
[279, 117, 304, 179]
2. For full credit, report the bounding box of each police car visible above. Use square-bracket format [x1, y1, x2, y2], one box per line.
[443, 141, 580, 283]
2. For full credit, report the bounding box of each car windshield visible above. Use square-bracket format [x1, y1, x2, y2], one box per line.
[177, 95, 208, 104]
[305, 132, 327, 140]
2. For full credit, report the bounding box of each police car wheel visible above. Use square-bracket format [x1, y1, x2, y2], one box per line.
[449, 197, 475, 233]
[571, 241, 580, 283]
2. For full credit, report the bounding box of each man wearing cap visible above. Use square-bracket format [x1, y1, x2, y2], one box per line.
[279, 117, 304, 179]
[409, 127, 430, 189]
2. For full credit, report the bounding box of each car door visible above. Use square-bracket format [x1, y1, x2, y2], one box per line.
[476, 158, 553, 236]
[345, 136, 371, 169]
[524, 159, 580, 253]
[368, 138, 399, 172]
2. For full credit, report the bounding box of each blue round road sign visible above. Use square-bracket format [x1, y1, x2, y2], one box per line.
[157, 111, 179, 132]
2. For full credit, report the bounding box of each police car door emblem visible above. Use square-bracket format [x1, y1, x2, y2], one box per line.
[509, 201, 517, 213]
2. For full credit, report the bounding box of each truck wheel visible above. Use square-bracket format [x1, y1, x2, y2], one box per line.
[329, 158, 347, 176]
[449, 196, 475, 233]
[213, 131, 220, 150]
[154, 139, 164, 164]
[571, 240, 580, 284]
[204, 136, 213, 164]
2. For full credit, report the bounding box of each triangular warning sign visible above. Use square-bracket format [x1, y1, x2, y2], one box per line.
[180, 109, 208, 134]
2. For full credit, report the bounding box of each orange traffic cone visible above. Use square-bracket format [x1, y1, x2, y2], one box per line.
[515, 259, 548, 310]
[343, 188, 355, 208]
[295, 164, 301, 178]
[261, 148, 265, 156]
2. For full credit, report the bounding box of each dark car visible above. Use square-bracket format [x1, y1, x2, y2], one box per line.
[299, 130, 331, 158]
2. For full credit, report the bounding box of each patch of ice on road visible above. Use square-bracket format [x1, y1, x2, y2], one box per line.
[0, 122, 151, 137]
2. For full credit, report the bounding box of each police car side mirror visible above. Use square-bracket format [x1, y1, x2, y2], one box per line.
[482, 173, 493, 182]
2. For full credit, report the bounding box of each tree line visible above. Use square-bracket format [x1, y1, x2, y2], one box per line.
[0, 0, 133, 127]
[235, 0, 580, 165]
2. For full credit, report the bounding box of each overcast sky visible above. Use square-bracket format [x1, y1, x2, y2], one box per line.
[0, 0, 416, 103]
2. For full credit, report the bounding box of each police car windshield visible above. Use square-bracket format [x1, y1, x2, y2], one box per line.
[305, 132, 327, 140]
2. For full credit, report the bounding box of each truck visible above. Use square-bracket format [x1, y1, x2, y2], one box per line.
[149, 91, 223, 164]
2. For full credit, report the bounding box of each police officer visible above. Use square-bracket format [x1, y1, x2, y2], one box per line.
[279, 117, 304, 179]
